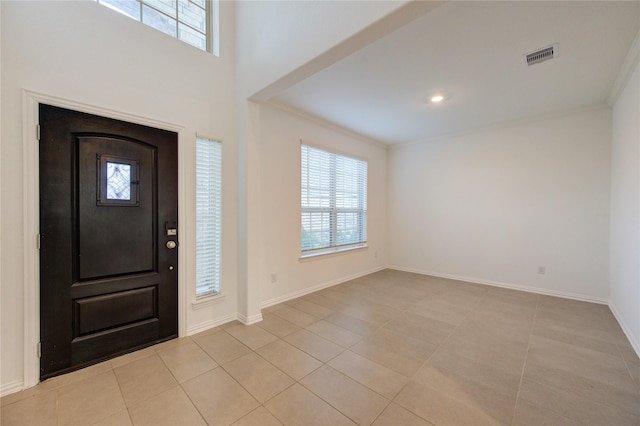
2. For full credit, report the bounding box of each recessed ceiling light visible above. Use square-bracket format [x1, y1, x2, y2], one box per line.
[430, 94, 444, 103]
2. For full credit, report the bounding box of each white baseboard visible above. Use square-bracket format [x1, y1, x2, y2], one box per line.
[185, 310, 264, 335]
[608, 302, 640, 358]
[186, 313, 238, 336]
[260, 265, 387, 309]
[387, 265, 610, 305]
[1, 380, 24, 398]
[237, 312, 263, 325]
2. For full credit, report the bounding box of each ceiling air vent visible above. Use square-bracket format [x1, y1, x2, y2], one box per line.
[525, 44, 558, 66]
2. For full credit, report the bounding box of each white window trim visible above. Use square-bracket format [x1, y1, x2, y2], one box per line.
[299, 243, 368, 261]
[191, 292, 225, 309]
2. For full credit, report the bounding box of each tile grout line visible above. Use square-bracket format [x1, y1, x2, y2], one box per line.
[116, 349, 170, 425]
[409, 284, 487, 369]
[224, 305, 369, 421]
[396, 284, 537, 424]
[154, 344, 204, 410]
[294, 364, 389, 426]
[277, 279, 420, 426]
[183, 335, 259, 426]
[509, 293, 541, 426]
[382, 282, 449, 423]
[55, 388, 60, 426]
[218, 326, 351, 426]
[216, 349, 279, 425]
[376, 281, 487, 425]
[251, 316, 357, 426]
[174, 334, 227, 426]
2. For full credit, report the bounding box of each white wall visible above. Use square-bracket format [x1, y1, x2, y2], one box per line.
[235, 0, 409, 98]
[1, 1, 238, 393]
[388, 108, 612, 301]
[233, 1, 414, 321]
[610, 61, 640, 353]
[259, 104, 387, 305]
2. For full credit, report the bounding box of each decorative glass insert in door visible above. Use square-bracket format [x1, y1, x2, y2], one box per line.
[97, 154, 140, 206]
[106, 162, 132, 200]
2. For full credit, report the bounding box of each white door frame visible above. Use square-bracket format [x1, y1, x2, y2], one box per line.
[22, 90, 187, 389]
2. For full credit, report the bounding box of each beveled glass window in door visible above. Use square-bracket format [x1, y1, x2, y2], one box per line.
[97, 154, 140, 206]
[107, 162, 132, 200]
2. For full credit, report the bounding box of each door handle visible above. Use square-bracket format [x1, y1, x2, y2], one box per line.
[166, 241, 177, 249]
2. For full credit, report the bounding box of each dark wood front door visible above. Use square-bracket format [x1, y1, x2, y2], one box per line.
[39, 104, 178, 380]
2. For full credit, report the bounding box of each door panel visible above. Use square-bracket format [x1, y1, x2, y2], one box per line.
[39, 104, 178, 380]
[78, 136, 155, 279]
[73, 286, 157, 336]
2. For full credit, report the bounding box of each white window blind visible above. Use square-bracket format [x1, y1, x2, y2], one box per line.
[96, 0, 211, 52]
[196, 136, 221, 297]
[301, 144, 367, 254]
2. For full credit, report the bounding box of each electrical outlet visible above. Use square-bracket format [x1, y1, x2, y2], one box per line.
[270, 273, 277, 283]
[538, 266, 546, 275]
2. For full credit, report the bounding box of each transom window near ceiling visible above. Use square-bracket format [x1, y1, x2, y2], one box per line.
[301, 144, 368, 258]
[95, 0, 213, 53]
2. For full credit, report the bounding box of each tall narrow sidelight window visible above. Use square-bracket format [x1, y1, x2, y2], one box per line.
[301, 144, 367, 257]
[196, 136, 221, 297]
[95, 0, 212, 52]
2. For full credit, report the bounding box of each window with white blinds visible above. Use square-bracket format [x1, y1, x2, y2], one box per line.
[301, 144, 367, 256]
[196, 136, 221, 297]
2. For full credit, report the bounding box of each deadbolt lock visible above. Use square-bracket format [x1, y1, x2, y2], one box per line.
[166, 241, 177, 249]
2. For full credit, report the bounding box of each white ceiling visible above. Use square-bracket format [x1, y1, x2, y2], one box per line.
[270, 1, 640, 145]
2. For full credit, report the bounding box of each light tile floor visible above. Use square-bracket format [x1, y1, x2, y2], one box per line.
[2, 270, 639, 425]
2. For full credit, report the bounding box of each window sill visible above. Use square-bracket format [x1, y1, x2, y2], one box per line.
[192, 293, 225, 310]
[299, 244, 368, 261]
